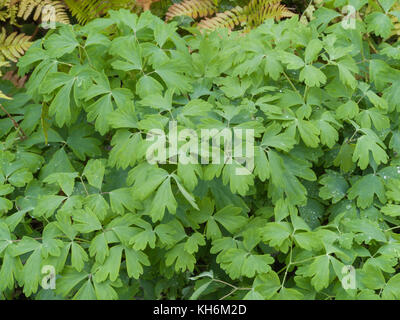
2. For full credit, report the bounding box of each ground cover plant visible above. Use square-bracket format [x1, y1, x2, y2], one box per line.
[1, 0, 400, 300]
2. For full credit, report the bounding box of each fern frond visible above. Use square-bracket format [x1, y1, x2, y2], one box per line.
[197, 0, 294, 32]
[391, 3, 400, 37]
[244, 0, 295, 30]
[64, 0, 134, 24]
[18, 0, 70, 24]
[1, 0, 19, 25]
[165, 0, 217, 22]
[0, 59, 11, 76]
[2, 70, 27, 88]
[197, 6, 245, 31]
[0, 9, 7, 22]
[0, 27, 32, 63]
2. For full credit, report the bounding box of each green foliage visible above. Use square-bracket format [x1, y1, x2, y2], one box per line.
[1, 2, 400, 300]
[300, 0, 400, 40]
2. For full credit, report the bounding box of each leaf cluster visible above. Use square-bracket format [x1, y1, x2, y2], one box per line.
[1, 2, 400, 299]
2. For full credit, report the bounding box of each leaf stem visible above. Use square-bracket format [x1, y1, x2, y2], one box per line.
[280, 233, 294, 290]
[0, 103, 27, 140]
[80, 176, 89, 196]
[282, 71, 304, 102]
[211, 279, 251, 300]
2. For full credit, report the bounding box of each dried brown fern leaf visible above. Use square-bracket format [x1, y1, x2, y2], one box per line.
[197, 0, 293, 33]
[165, 0, 217, 22]
[197, 6, 245, 31]
[391, 3, 400, 36]
[18, 0, 70, 24]
[2, 70, 27, 88]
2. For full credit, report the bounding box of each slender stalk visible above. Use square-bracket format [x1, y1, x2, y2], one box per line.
[0, 103, 27, 140]
[283, 71, 305, 103]
[212, 279, 252, 300]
